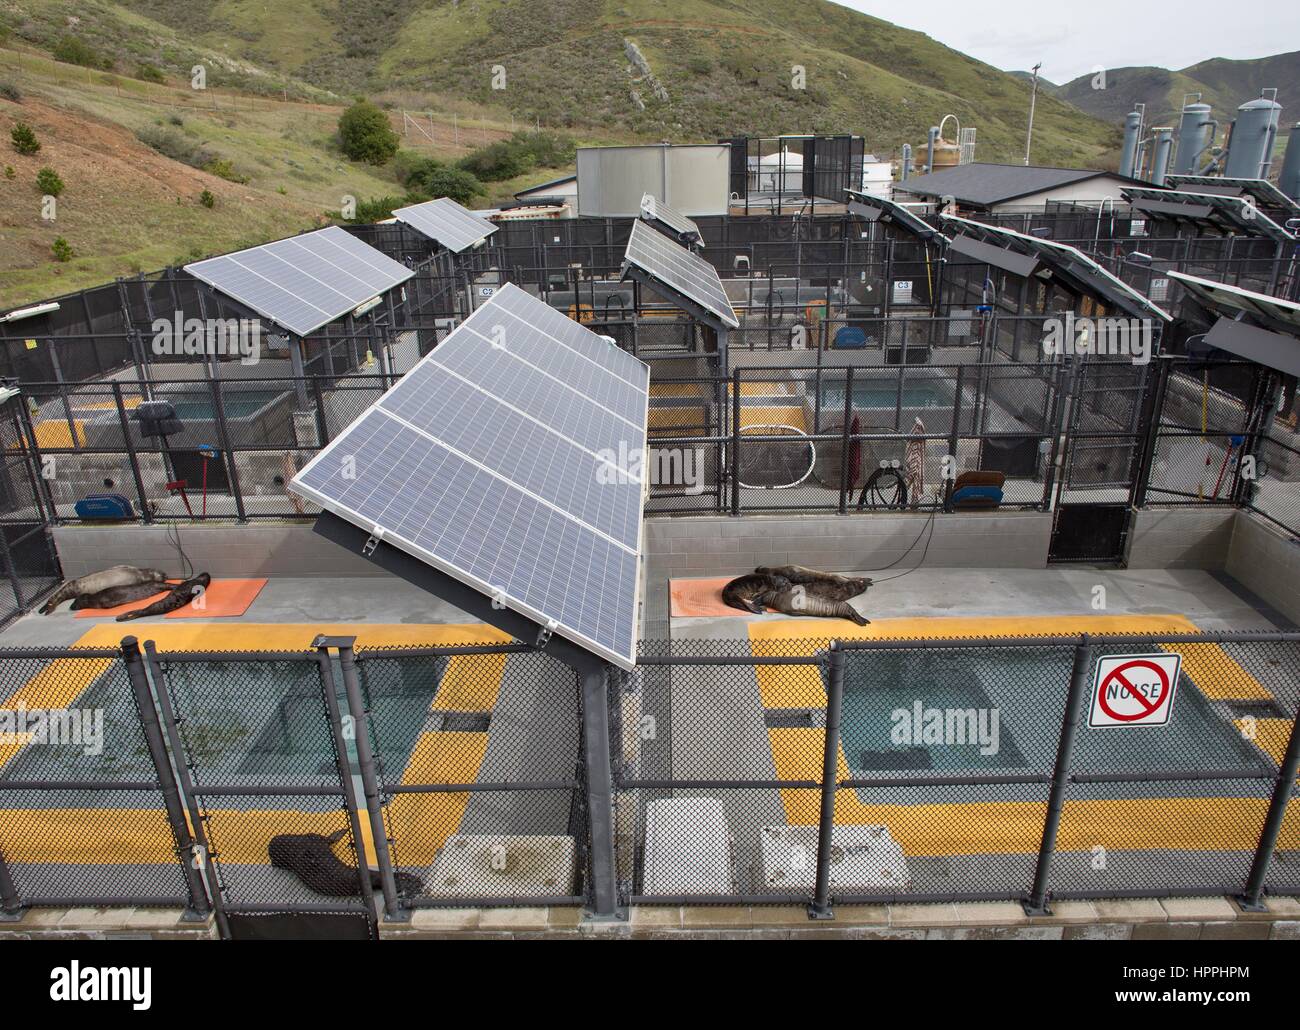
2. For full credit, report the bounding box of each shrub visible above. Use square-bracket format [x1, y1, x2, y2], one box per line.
[10, 122, 39, 155]
[202, 157, 248, 183]
[337, 99, 398, 164]
[348, 195, 405, 222]
[51, 236, 73, 262]
[199, 189, 215, 208]
[3, 165, 14, 180]
[0, 80, 21, 102]
[135, 125, 213, 168]
[407, 164, 483, 206]
[457, 130, 576, 182]
[53, 35, 110, 70]
[135, 62, 166, 84]
[35, 166, 64, 196]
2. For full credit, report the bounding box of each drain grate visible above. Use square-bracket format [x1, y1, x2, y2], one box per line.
[1225, 700, 1288, 720]
[764, 708, 823, 729]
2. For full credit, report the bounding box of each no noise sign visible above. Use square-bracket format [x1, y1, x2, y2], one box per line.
[1088, 653, 1181, 728]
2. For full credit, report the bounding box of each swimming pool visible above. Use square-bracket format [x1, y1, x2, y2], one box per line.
[838, 646, 1267, 802]
[819, 382, 948, 411]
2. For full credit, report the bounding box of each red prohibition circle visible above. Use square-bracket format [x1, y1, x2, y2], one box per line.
[1097, 659, 1171, 722]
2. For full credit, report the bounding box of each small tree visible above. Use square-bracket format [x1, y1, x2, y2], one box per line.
[409, 165, 483, 207]
[135, 62, 166, 84]
[337, 99, 398, 165]
[35, 166, 64, 196]
[199, 189, 215, 208]
[51, 236, 73, 262]
[10, 122, 39, 155]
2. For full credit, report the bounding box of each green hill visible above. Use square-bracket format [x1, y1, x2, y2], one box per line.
[5, 0, 1120, 165]
[1054, 51, 1298, 131]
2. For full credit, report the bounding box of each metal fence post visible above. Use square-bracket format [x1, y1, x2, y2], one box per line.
[207, 378, 246, 522]
[0, 844, 21, 919]
[120, 636, 212, 921]
[1024, 633, 1091, 916]
[312, 646, 379, 926]
[809, 642, 845, 920]
[1240, 708, 1300, 910]
[730, 367, 742, 516]
[329, 637, 404, 921]
[837, 366, 854, 514]
[578, 660, 620, 919]
[112, 382, 152, 524]
[944, 363, 965, 511]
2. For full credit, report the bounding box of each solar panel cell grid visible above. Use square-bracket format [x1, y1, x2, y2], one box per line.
[392, 197, 498, 253]
[623, 220, 738, 328]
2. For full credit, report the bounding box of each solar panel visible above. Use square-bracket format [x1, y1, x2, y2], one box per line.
[392, 197, 499, 253]
[1165, 175, 1300, 218]
[845, 189, 948, 243]
[939, 214, 1171, 323]
[1167, 270, 1300, 334]
[622, 219, 738, 328]
[639, 193, 703, 245]
[291, 283, 650, 669]
[185, 226, 413, 338]
[1121, 186, 1296, 245]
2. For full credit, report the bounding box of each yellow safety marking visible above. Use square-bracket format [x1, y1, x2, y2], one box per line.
[1162, 642, 1273, 700]
[28, 419, 85, 449]
[1234, 718, 1293, 764]
[739, 406, 807, 431]
[648, 407, 708, 430]
[0, 732, 34, 772]
[433, 651, 507, 712]
[728, 381, 796, 397]
[649, 383, 705, 398]
[73, 622, 511, 652]
[388, 731, 491, 864]
[767, 727, 1299, 855]
[0, 656, 115, 711]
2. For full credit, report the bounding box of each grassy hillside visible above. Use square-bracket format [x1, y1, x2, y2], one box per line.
[1054, 51, 1298, 131]
[5, 0, 1120, 165]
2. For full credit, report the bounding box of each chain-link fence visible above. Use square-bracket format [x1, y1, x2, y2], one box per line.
[614, 632, 1300, 914]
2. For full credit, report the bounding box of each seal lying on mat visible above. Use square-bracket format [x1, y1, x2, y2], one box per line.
[269, 830, 425, 897]
[115, 573, 211, 622]
[721, 568, 870, 625]
[756, 565, 872, 603]
[70, 581, 170, 611]
[41, 565, 168, 614]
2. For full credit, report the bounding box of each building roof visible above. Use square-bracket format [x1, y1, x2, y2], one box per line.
[896, 163, 1140, 208]
[514, 174, 577, 199]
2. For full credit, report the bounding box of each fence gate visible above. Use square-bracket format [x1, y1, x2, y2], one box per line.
[0, 393, 60, 626]
[1050, 359, 1152, 563]
[145, 644, 378, 940]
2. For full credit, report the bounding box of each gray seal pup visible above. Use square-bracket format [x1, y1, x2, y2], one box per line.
[41, 566, 168, 614]
[755, 565, 872, 603]
[70, 581, 171, 611]
[722, 572, 793, 614]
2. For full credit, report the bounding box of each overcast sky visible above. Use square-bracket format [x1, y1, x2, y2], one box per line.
[837, 1, 1299, 83]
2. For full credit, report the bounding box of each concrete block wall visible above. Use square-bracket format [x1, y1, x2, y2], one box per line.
[1225, 511, 1300, 626]
[644, 512, 1053, 578]
[52, 523, 388, 580]
[1124, 508, 1236, 570]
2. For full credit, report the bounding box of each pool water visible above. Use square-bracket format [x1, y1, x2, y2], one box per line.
[819, 384, 946, 410]
[165, 390, 285, 421]
[839, 648, 1264, 797]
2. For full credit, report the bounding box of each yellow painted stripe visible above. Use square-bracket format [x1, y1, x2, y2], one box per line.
[1, 656, 114, 711]
[767, 728, 1299, 855]
[649, 383, 705, 398]
[28, 419, 85, 449]
[648, 407, 708, 430]
[390, 731, 491, 864]
[739, 406, 806, 431]
[432, 651, 507, 712]
[1235, 718, 1293, 764]
[1163, 642, 1272, 700]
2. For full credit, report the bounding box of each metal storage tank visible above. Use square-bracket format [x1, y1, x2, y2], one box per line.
[1119, 110, 1143, 178]
[1173, 102, 1215, 175]
[1280, 124, 1300, 201]
[1224, 95, 1282, 179]
[575, 144, 730, 218]
[1150, 128, 1174, 185]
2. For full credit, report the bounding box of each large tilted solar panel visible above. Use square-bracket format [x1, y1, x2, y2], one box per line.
[1167, 270, 1300, 332]
[1122, 186, 1295, 244]
[393, 197, 498, 253]
[1166, 175, 1300, 217]
[291, 283, 650, 668]
[623, 219, 738, 327]
[640, 193, 703, 244]
[184, 226, 413, 338]
[845, 189, 947, 242]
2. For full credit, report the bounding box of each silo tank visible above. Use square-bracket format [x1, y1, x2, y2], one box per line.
[1224, 96, 1282, 179]
[1173, 103, 1214, 175]
[1280, 125, 1300, 202]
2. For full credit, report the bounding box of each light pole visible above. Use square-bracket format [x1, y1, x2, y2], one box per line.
[1025, 62, 1042, 166]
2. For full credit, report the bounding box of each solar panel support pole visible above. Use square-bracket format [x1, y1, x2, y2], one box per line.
[310, 512, 625, 919]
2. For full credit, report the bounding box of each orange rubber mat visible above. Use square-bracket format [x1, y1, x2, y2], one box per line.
[669, 576, 750, 617]
[74, 578, 268, 619]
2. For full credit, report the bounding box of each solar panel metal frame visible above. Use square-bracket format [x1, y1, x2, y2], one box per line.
[1165, 175, 1300, 218]
[938, 213, 1172, 322]
[639, 193, 703, 246]
[184, 226, 414, 338]
[845, 189, 948, 243]
[392, 197, 499, 253]
[621, 219, 739, 328]
[1121, 186, 1296, 244]
[1167, 270, 1300, 336]
[289, 282, 650, 670]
